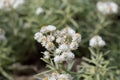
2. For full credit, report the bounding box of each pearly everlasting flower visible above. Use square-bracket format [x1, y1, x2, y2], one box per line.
[89, 35, 106, 48]
[0, 0, 24, 10]
[43, 51, 50, 59]
[59, 53, 66, 62]
[72, 33, 81, 43]
[46, 25, 56, 32]
[62, 52, 75, 61]
[35, 7, 44, 15]
[67, 27, 75, 36]
[55, 48, 61, 55]
[41, 36, 47, 46]
[54, 55, 61, 63]
[62, 27, 75, 36]
[40, 25, 56, 33]
[34, 26, 81, 64]
[49, 72, 59, 80]
[56, 37, 65, 44]
[58, 74, 73, 80]
[59, 43, 69, 52]
[45, 42, 55, 50]
[34, 32, 44, 43]
[70, 42, 79, 50]
[47, 35, 55, 42]
[59, 51, 75, 62]
[40, 27, 49, 33]
[67, 52, 75, 60]
[96, 1, 118, 15]
[42, 73, 72, 80]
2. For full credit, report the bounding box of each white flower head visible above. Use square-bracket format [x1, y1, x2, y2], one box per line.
[97, 1, 118, 15]
[59, 53, 67, 62]
[46, 25, 56, 32]
[70, 42, 79, 50]
[42, 73, 72, 80]
[89, 35, 106, 48]
[35, 7, 44, 15]
[60, 51, 75, 62]
[56, 37, 65, 44]
[72, 33, 81, 43]
[43, 51, 50, 59]
[34, 26, 81, 64]
[40, 27, 48, 33]
[54, 55, 61, 63]
[65, 52, 75, 60]
[41, 36, 47, 46]
[55, 48, 61, 55]
[40, 25, 56, 33]
[58, 74, 73, 80]
[45, 42, 55, 50]
[34, 32, 43, 43]
[59, 43, 69, 52]
[62, 27, 75, 36]
[47, 35, 55, 42]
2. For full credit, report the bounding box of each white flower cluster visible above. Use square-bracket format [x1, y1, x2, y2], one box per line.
[35, 7, 44, 15]
[42, 72, 73, 80]
[34, 26, 81, 63]
[0, 28, 6, 41]
[96, 1, 118, 15]
[0, 0, 24, 10]
[89, 35, 106, 48]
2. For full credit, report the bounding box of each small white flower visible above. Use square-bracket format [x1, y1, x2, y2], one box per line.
[67, 27, 75, 36]
[54, 55, 61, 63]
[46, 25, 56, 32]
[70, 42, 79, 50]
[60, 51, 75, 62]
[34, 32, 43, 43]
[40, 25, 56, 33]
[56, 37, 65, 44]
[97, 1, 118, 14]
[41, 36, 47, 46]
[35, 7, 44, 15]
[55, 48, 61, 55]
[47, 35, 55, 42]
[59, 43, 69, 52]
[67, 51, 75, 60]
[89, 35, 106, 48]
[40, 27, 48, 33]
[58, 74, 73, 80]
[72, 33, 81, 43]
[45, 42, 55, 50]
[62, 27, 75, 36]
[59, 53, 66, 62]
[43, 51, 50, 59]
[42, 73, 72, 80]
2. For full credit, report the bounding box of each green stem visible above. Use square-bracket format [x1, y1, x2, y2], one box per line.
[0, 67, 13, 80]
